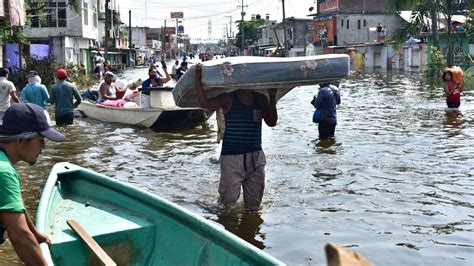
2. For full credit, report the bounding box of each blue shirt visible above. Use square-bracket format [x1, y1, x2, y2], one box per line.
[312, 85, 341, 124]
[50, 80, 82, 116]
[142, 77, 162, 88]
[221, 92, 263, 155]
[20, 83, 50, 108]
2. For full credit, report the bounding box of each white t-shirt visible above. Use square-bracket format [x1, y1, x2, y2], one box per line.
[171, 64, 179, 75]
[0, 77, 16, 113]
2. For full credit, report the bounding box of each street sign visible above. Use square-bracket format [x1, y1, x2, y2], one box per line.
[165, 27, 176, 35]
[171, 12, 183, 19]
[178, 25, 184, 34]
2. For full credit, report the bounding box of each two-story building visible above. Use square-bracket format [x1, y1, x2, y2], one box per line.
[254, 15, 312, 57]
[311, 0, 401, 46]
[24, 0, 100, 71]
[285, 18, 313, 57]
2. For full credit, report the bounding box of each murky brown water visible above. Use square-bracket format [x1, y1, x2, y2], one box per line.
[1, 67, 473, 265]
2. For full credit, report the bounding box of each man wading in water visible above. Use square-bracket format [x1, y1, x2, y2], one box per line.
[194, 63, 278, 211]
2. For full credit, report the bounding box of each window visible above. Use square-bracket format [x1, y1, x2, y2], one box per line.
[347, 20, 349, 29]
[363, 19, 367, 27]
[58, 2, 67, 27]
[358, 20, 361, 29]
[30, 2, 67, 28]
[341, 20, 344, 27]
[93, 7, 97, 27]
[30, 2, 39, 27]
[83, 1, 88, 26]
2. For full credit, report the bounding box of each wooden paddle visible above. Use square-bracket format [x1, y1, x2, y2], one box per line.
[66, 220, 117, 266]
[325, 243, 373, 266]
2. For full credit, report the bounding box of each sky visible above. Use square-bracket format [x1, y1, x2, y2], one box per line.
[116, 0, 316, 42]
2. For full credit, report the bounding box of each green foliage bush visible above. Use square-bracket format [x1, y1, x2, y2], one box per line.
[425, 47, 446, 80]
[10, 55, 58, 90]
[65, 63, 93, 89]
[10, 56, 93, 91]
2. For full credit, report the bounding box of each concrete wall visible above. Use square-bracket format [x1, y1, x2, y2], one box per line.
[25, 0, 98, 39]
[338, 0, 390, 14]
[81, 0, 99, 39]
[365, 45, 387, 68]
[402, 45, 422, 71]
[336, 14, 401, 45]
[286, 19, 313, 56]
[258, 21, 281, 46]
[131, 27, 147, 48]
[51, 36, 91, 65]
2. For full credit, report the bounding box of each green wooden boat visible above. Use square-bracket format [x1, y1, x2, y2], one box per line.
[36, 162, 285, 265]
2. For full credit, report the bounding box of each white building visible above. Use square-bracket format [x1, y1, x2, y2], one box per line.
[24, 0, 101, 71]
[336, 14, 401, 45]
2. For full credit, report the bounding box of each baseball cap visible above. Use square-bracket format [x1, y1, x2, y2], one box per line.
[26, 70, 39, 78]
[56, 69, 68, 79]
[0, 103, 65, 142]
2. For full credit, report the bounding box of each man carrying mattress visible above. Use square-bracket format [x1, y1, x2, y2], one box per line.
[194, 63, 278, 211]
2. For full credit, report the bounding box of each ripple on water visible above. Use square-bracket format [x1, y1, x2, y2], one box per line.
[2, 68, 473, 265]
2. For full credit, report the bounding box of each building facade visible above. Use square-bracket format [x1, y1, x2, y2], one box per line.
[24, 0, 100, 70]
[312, 0, 401, 46]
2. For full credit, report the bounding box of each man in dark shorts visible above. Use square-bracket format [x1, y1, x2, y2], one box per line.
[194, 63, 278, 211]
[49, 69, 82, 125]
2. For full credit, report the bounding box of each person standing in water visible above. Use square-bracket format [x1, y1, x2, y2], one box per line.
[194, 63, 278, 211]
[311, 83, 341, 139]
[442, 69, 462, 108]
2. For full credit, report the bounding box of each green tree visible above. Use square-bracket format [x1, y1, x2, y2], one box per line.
[235, 18, 266, 50]
[466, 9, 474, 37]
[388, 0, 465, 66]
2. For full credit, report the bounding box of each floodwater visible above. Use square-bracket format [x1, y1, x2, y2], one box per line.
[1, 67, 473, 265]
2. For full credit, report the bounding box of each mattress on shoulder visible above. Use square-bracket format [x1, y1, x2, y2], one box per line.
[173, 54, 350, 108]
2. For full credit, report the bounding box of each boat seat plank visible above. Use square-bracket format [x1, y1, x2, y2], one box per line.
[51, 196, 153, 243]
[67, 220, 117, 266]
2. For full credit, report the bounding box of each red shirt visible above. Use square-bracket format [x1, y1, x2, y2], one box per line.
[445, 81, 460, 103]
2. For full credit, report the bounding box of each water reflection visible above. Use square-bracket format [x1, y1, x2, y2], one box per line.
[313, 138, 337, 154]
[2, 67, 473, 265]
[443, 109, 463, 138]
[214, 210, 265, 250]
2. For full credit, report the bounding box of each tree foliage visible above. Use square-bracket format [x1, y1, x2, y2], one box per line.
[466, 9, 474, 37]
[9, 56, 92, 91]
[388, 0, 467, 67]
[9, 55, 58, 90]
[235, 18, 266, 50]
[425, 46, 446, 79]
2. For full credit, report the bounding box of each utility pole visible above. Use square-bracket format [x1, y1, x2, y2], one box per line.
[105, 0, 110, 57]
[164, 20, 167, 60]
[225, 16, 232, 56]
[282, 0, 288, 57]
[238, 0, 247, 56]
[176, 18, 179, 58]
[129, 10, 132, 49]
[129, 10, 133, 66]
[161, 25, 165, 58]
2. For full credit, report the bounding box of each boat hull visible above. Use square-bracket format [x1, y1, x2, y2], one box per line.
[36, 162, 284, 265]
[77, 101, 212, 131]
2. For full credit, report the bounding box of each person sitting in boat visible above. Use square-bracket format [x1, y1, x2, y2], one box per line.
[98, 71, 119, 102]
[141, 66, 171, 95]
[171, 59, 179, 81]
